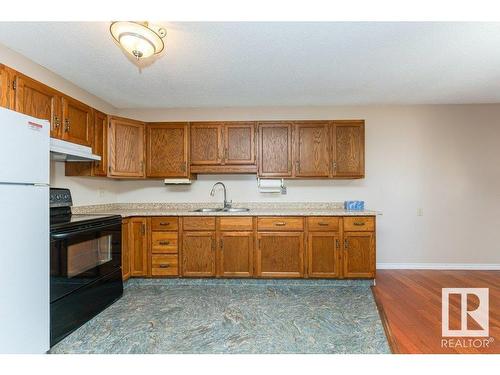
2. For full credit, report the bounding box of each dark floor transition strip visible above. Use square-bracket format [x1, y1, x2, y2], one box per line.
[50, 279, 390, 354]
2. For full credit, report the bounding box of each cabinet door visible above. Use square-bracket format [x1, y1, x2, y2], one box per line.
[14, 74, 62, 138]
[129, 218, 149, 277]
[0, 65, 14, 109]
[218, 232, 254, 277]
[147, 122, 189, 177]
[61, 96, 93, 146]
[256, 232, 304, 278]
[92, 110, 108, 176]
[182, 231, 216, 277]
[122, 219, 131, 281]
[258, 122, 293, 177]
[307, 232, 341, 278]
[332, 121, 365, 178]
[223, 122, 256, 165]
[294, 122, 331, 177]
[108, 117, 145, 178]
[343, 232, 375, 278]
[190, 122, 223, 165]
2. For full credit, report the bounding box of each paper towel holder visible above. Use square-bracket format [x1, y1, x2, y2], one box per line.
[257, 178, 287, 194]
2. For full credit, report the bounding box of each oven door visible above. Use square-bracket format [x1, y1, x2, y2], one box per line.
[50, 218, 122, 303]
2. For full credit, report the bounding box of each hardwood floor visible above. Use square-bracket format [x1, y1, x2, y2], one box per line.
[372, 270, 500, 354]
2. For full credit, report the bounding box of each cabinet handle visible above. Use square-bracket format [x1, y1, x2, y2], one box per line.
[318, 222, 329, 226]
[220, 239, 223, 249]
[225, 147, 228, 160]
[54, 116, 61, 129]
[336, 239, 340, 248]
[353, 222, 365, 226]
[159, 241, 170, 245]
[180, 163, 186, 172]
[332, 161, 337, 171]
[64, 119, 70, 132]
[274, 222, 286, 226]
[344, 239, 348, 249]
[295, 160, 300, 172]
[159, 264, 170, 268]
[141, 223, 146, 236]
[159, 222, 170, 226]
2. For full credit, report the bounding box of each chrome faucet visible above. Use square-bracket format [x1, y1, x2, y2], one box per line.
[210, 182, 232, 209]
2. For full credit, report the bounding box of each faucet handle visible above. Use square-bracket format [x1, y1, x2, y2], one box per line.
[226, 200, 233, 208]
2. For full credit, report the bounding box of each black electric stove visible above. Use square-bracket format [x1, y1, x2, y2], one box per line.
[49, 188, 123, 346]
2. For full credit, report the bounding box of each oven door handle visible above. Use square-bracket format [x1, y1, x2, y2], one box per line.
[51, 222, 120, 239]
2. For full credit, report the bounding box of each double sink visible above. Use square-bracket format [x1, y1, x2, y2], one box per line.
[192, 207, 250, 213]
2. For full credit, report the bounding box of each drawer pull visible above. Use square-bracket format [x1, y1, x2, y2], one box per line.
[159, 241, 170, 245]
[274, 222, 286, 226]
[353, 222, 365, 226]
[318, 222, 329, 226]
[159, 222, 170, 226]
[159, 264, 170, 268]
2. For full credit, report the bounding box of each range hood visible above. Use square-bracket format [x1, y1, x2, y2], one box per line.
[50, 138, 101, 162]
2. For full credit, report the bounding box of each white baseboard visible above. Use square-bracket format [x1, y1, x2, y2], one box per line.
[376, 263, 500, 270]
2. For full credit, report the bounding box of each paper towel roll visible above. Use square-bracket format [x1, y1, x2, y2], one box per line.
[258, 179, 285, 193]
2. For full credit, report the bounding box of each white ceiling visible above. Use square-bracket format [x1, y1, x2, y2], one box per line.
[1, 22, 500, 109]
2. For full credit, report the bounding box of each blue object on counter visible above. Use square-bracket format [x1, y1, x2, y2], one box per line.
[344, 201, 365, 211]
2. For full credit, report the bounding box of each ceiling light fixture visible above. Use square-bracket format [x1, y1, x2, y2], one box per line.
[110, 21, 166, 60]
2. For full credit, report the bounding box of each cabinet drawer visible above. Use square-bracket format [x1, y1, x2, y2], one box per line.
[151, 217, 178, 231]
[151, 232, 178, 254]
[151, 255, 178, 276]
[257, 217, 304, 231]
[307, 217, 340, 231]
[218, 217, 254, 231]
[182, 217, 216, 231]
[343, 217, 375, 232]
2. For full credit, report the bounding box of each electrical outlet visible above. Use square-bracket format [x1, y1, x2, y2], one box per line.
[98, 188, 105, 198]
[417, 208, 424, 216]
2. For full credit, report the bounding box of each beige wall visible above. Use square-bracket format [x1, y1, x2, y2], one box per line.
[51, 104, 500, 267]
[4, 41, 499, 267]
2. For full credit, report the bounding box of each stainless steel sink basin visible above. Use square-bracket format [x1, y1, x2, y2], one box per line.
[191, 207, 250, 213]
[223, 208, 250, 212]
[192, 208, 223, 212]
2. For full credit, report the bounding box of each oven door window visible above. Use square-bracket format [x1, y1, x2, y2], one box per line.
[67, 235, 113, 277]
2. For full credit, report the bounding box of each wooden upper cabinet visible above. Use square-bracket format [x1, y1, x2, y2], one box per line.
[294, 122, 331, 177]
[146, 122, 189, 178]
[13, 74, 62, 138]
[190, 122, 223, 165]
[223, 122, 256, 165]
[332, 120, 365, 178]
[61, 96, 93, 147]
[0, 65, 14, 109]
[258, 122, 293, 177]
[108, 117, 146, 178]
[92, 110, 108, 176]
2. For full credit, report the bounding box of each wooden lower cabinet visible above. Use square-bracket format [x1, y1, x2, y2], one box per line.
[122, 215, 375, 280]
[307, 232, 342, 278]
[182, 231, 216, 277]
[256, 232, 304, 278]
[121, 219, 131, 281]
[343, 232, 375, 278]
[218, 231, 254, 277]
[128, 217, 149, 277]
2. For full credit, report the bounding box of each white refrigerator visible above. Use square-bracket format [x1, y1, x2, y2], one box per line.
[0, 107, 50, 353]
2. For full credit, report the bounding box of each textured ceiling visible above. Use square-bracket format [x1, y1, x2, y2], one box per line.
[0, 22, 500, 108]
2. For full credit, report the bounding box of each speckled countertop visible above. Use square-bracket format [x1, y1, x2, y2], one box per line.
[72, 202, 379, 217]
